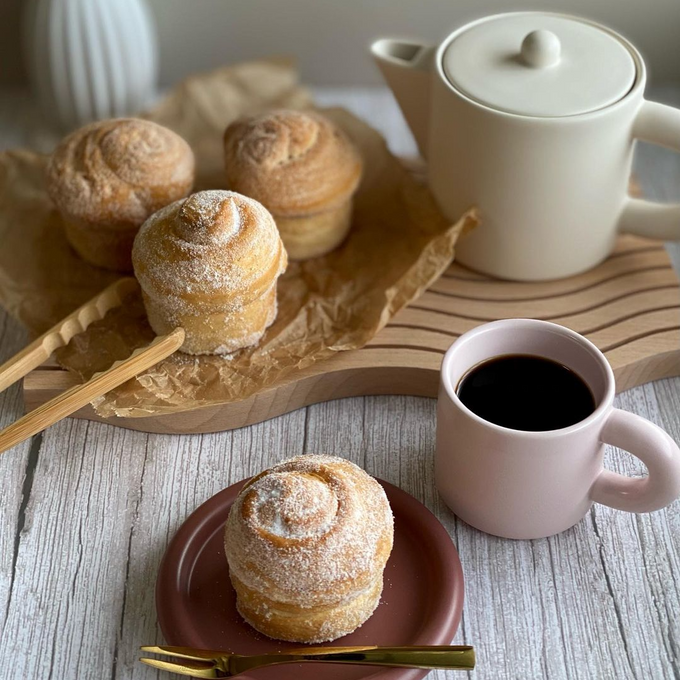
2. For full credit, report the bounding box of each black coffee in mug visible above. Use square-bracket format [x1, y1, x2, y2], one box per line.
[456, 354, 596, 432]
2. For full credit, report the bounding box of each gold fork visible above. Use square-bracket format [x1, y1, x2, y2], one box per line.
[140, 644, 476, 677]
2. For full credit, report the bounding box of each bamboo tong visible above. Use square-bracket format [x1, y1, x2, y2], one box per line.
[0, 278, 184, 454]
[140, 644, 476, 677]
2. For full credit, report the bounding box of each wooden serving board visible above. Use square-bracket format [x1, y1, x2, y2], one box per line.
[23, 234, 680, 434]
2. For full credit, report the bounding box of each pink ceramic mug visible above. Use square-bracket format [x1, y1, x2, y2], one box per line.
[435, 319, 680, 539]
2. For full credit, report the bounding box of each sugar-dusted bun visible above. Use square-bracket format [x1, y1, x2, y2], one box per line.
[224, 109, 363, 260]
[224, 454, 394, 643]
[224, 109, 363, 216]
[47, 118, 195, 271]
[132, 190, 287, 355]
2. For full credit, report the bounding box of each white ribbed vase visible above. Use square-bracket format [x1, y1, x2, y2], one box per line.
[24, 0, 158, 131]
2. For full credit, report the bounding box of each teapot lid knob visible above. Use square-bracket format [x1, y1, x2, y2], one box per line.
[521, 29, 561, 68]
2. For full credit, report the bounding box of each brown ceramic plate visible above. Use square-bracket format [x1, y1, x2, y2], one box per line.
[156, 478, 464, 680]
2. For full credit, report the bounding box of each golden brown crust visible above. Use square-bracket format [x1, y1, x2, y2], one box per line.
[230, 571, 384, 644]
[46, 118, 195, 230]
[224, 454, 394, 643]
[63, 218, 138, 272]
[132, 190, 287, 355]
[141, 283, 278, 355]
[276, 200, 353, 260]
[223, 109, 363, 217]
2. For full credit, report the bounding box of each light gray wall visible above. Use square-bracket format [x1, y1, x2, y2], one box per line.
[3, 0, 680, 87]
[146, 0, 680, 85]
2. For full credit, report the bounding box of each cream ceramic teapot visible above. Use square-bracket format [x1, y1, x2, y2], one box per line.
[372, 12, 680, 281]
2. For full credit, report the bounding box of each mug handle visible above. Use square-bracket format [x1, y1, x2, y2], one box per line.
[618, 101, 680, 239]
[590, 408, 680, 512]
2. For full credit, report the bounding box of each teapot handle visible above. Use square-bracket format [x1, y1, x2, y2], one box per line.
[619, 100, 680, 239]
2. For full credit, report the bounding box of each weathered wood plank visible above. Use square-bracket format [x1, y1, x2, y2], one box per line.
[0, 418, 152, 677]
[0, 310, 34, 646]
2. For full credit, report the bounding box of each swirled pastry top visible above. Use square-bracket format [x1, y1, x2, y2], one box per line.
[224, 455, 394, 607]
[132, 190, 287, 313]
[46, 118, 195, 229]
[223, 110, 363, 217]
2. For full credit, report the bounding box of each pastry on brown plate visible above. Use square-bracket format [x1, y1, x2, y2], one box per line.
[46, 118, 195, 272]
[223, 109, 363, 261]
[224, 454, 394, 643]
[132, 189, 287, 355]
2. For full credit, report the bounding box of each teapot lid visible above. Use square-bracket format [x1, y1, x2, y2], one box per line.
[441, 13, 637, 117]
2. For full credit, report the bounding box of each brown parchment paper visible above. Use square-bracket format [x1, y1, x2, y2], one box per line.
[0, 58, 476, 418]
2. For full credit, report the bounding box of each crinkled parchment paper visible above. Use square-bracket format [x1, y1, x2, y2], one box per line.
[0, 58, 476, 417]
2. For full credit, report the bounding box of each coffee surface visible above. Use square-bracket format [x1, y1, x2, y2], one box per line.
[456, 354, 596, 431]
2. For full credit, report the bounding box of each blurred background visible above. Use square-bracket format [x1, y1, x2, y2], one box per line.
[2, 0, 680, 88]
[2, 0, 680, 160]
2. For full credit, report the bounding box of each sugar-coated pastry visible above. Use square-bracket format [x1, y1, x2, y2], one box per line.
[224, 109, 363, 261]
[132, 190, 287, 355]
[46, 118, 195, 272]
[224, 454, 394, 643]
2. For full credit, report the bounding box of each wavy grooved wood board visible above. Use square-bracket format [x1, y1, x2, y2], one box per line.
[22, 235, 680, 434]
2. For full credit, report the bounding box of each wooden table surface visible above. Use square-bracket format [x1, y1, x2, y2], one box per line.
[1, 86, 680, 680]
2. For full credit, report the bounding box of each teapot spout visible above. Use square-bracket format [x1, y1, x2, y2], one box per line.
[371, 39, 435, 158]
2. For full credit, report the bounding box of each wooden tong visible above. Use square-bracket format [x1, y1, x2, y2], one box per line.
[0, 278, 184, 454]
